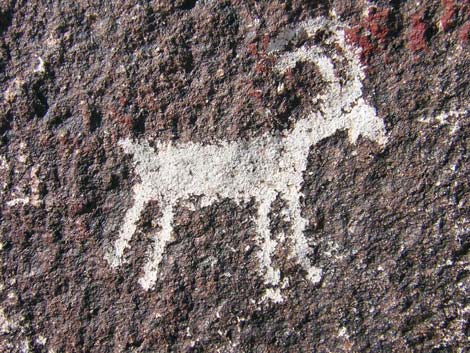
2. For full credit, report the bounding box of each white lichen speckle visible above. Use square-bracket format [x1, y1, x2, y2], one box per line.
[34, 57, 46, 74]
[6, 197, 30, 207]
[3, 78, 24, 103]
[338, 326, 349, 338]
[105, 16, 388, 301]
[0, 308, 18, 334]
[30, 165, 42, 207]
[419, 109, 468, 135]
[36, 335, 47, 345]
[262, 288, 284, 304]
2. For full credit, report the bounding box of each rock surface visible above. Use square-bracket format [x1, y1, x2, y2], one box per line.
[0, 1, 469, 352]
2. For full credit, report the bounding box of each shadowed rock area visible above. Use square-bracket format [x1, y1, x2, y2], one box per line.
[0, 1, 469, 352]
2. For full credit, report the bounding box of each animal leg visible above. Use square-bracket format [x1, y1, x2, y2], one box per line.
[286, 196, 323, 284]
[255, 192, 281, 287]
[106, 183, 148, 268]
[138, 203, 175, 290]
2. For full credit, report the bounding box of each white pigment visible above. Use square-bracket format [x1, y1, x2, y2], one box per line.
[105, 16, 388, 298]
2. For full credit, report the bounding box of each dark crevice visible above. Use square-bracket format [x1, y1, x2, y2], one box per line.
[132, 112, 146, 135]
[33, 89, 49, 118]
[171, 116, 179, 139]
[0, 4, 14, 36]
[0, 110, 13, 135]
[178, 0, 197, 10]
[89, 108, 102, 132]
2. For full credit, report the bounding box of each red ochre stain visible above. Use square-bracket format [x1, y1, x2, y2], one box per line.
[345, 26, 369, 63]
[345, 6, 392, 63]
[439, 0, 470, 44]
[367, 7, 391, 43]
[440, 0, 456, 32]
[457, 2, 470, 44]
[246, 37, 275, 74]
[408, 11, 429, 52]
[459, 21, 470, 44]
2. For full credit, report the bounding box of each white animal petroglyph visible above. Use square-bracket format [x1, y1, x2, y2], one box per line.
[105, 16, 388, 300]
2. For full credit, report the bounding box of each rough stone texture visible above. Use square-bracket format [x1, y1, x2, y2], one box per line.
[0, 1, 469, 352]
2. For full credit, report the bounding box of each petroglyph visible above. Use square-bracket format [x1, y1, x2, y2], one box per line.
[106, 16, 388, 300]
[419, 109, 468, 135]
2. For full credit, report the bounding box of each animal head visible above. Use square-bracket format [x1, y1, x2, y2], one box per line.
[271, 16, 388, 146]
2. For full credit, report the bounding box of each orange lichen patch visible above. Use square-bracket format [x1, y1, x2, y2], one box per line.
[409, 12, 428, 52]
[440, 0, 456, 31]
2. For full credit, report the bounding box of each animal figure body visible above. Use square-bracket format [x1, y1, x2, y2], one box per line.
[106, 17, 387, 301]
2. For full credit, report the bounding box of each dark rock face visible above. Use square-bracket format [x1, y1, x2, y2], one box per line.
[0, 1, 469, 352]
